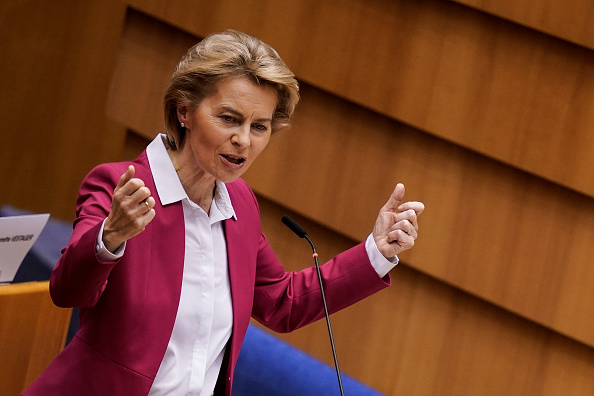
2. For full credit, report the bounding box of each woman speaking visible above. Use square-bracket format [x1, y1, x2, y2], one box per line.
[24, 30, 424, 396]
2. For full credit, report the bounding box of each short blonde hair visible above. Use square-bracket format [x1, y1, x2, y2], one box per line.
[163, 30, 300, 149]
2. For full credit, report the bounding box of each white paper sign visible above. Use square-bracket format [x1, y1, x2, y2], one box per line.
[0, 213, 50, 282]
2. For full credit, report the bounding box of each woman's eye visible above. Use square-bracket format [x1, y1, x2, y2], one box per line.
[252, 124, 268, 132]
[221, 115, 234, 123]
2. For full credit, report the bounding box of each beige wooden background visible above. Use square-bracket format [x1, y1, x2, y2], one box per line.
[2, 0, 594, 394]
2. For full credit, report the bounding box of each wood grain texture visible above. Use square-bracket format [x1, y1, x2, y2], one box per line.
[449, 0, 594, 50]
[5, 0, 591, 393]
[245, 84, 594, 348]
[121, 128, 594, 394]
[107, 9, 594, 348]
[127, 0, 594, 199]
[106, 10, 197, 140]
[0, 282, 71, 394]
[0, 0, 127, 220]
[256, 197, 594, 396]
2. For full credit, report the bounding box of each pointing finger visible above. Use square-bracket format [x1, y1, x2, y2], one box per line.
[397, 201, 425, 215]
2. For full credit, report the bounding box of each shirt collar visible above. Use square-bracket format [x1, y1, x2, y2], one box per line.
[146, 134, 237, 221]
[211, 180, 236, 223]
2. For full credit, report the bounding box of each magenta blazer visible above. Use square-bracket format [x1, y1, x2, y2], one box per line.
[23, 151, 390, 396]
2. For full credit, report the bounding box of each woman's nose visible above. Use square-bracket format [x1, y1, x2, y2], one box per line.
[231, 125, 250, 147]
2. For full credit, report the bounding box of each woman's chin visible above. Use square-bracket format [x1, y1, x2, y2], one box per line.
[217, 170, 246, 184]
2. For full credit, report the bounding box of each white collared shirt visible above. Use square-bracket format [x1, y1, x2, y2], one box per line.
[145, 135, 234, 396]
[96, 134, 397, 395]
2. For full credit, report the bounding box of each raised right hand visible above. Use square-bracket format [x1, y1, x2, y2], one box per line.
[372, 183, 424, 259]
[102, 165, 156, 253]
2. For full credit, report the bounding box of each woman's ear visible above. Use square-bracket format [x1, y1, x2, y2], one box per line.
[177, 105, 188, 124]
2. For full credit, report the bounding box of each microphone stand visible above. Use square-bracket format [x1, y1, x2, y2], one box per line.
[282, 216, 345, 396]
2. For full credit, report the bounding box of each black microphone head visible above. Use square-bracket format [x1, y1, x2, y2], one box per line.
[282, 215, 307, 238]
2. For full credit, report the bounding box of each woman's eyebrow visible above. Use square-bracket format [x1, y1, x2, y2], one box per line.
[220, 106, 244, 119]
[221, 106, 272, 123]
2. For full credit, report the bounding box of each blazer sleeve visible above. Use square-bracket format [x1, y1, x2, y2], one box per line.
[50, 163, 127, 308]
[244, 190, 391, 333]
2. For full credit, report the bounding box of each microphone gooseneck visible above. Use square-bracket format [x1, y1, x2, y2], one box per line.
[281, 215, 345, 396]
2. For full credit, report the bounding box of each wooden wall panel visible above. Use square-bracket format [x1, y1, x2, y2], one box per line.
[6, 0, 593, 393]
[119, 124, 594, 394]
[106, 10, 193, 139]
[127, 0, 594, 199]
[105, 10, 594, 347]
[0, 0, 128, 220]
[247, 85, 594, 347]
[106, 12, 196, 140]
[256, 197, 594, 396]
[450, 0, 594, 50]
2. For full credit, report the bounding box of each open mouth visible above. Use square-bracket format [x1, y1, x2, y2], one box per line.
[222, 154, 246, 165]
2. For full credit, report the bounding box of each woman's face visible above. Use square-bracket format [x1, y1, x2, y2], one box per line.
[178, 76, 278, 183]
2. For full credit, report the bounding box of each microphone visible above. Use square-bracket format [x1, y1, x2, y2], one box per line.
[281, 215, 345, 396]
[281, 215, 307, 238]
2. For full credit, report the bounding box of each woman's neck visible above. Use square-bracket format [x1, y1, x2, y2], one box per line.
[168, 147, 216, 213]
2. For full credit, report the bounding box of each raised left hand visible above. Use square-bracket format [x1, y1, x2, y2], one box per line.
[373, 183, 424, 259]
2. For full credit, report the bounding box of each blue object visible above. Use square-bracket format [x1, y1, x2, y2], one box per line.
[233, 324, 385, 396]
